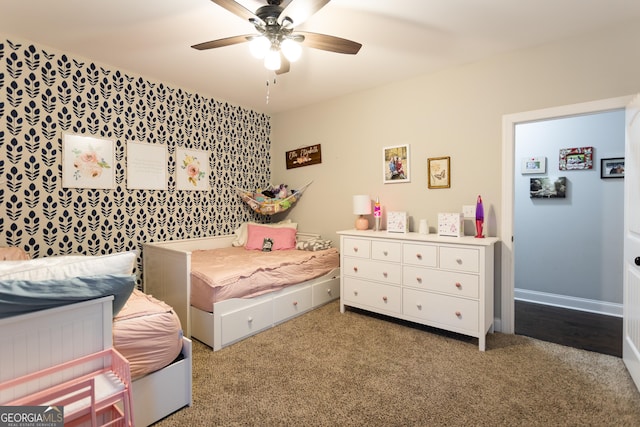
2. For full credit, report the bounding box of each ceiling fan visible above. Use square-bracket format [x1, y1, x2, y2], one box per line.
[192, 0, 362, 75]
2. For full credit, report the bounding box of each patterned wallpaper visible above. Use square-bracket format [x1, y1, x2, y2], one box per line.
[0, 38, 271, 282]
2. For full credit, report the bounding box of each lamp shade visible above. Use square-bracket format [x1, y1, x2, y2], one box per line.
[353, 195, 371, 215]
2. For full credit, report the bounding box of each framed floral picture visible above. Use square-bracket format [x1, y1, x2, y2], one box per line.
[428, 156, 450, 189]
[62, 133, 115, 189]
[176, 148, 209, 190]
[383, 144, 410, 184]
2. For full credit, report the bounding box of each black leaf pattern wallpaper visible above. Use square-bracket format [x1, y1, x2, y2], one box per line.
[0, 37, 271, 284]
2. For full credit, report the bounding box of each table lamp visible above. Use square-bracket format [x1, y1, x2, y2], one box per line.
[353, 195, 371, 230]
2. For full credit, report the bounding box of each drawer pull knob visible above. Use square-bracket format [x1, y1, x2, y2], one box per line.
[354, 290, 358, 296]
[455, 311, 461, 317]
[417, 303, 422, 310]
[353, 247, 358, 252]
[293, 301, 298, 306]
[383, 251, 388, 256]
[248, 317, 253, 323]
[455, 282, 462, 288]
[353, 266, 358, 272]
[383, 272, 388, 278]
[456, 258, 462, 264]
[382, 296, 388, 302]
[416, 277, 422, 283]
[416, 253, 422, 260]
[326, 289, 332, 294]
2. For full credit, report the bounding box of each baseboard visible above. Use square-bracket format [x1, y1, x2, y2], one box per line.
[515, 289, 622, 318]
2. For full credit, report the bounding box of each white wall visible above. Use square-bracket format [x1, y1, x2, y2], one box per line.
[269, 19, 640, 323]
[514, 110, 625, 307]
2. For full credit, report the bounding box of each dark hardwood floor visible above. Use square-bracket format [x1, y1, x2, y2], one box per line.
[515, 300, 622, 357]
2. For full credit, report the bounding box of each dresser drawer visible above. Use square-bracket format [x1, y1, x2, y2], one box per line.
[273, 284, 312, 324]
[403, 288, 479, 333]
[343, 277, 402, 314]
[342, 238, 371, 258]
[402, 243, 437, 267]
[403, 266, 479, 299]
[343, 257, 402, 284]
[371, 240, 402, 262]
[439, 246, 479, 273]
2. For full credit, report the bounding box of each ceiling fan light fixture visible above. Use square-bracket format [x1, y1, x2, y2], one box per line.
[281, 38, 302, 62]
[249, 36, 271, 59]
[264, 47, 281, 70]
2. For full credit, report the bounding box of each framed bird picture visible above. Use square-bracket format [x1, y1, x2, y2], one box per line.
[428, 156, 450, 189]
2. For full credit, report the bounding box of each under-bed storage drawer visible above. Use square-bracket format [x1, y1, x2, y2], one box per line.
[273, 285, 312, 324]
[312, 276, 340, 306]
[219, 299, 273, 347]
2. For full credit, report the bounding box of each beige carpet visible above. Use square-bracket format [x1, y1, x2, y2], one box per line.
[155, 301, 640, 426]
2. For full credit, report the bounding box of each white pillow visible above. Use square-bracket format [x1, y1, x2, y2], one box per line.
[0, 251, 137, 281]
[231, 220, 297, 247]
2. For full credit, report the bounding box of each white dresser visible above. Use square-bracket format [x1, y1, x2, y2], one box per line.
[338, 230, 498, 351]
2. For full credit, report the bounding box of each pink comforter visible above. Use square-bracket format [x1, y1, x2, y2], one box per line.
[113, 289, 183, 379]
[189, 247, 339, 312]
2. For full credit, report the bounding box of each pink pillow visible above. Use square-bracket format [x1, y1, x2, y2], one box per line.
[245, 224, 297, 251]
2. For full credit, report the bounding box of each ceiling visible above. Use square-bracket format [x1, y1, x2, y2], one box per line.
[1, 0, 640, 114]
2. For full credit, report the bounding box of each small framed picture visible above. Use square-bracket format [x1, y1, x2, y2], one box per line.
[176, 148, 210, 191]
[601, 157, 624, 179]
[383, 144, 410, 184]
[428, 156, 450, 189]
[530, 177, 567, 198]
[559, 146, 593, 170]
[62, 132, 115, 189]
[521, 157, 546, 174]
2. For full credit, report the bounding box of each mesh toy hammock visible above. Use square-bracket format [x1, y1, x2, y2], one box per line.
[236, 181, 312, 215]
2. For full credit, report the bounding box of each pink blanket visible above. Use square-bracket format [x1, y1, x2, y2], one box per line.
[189, 247, 339, 312]
[113, 289, 183, 379]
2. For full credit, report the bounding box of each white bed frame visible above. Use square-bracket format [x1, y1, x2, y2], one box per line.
[0, 297, 193, 427]
[143, 233, 341, 351]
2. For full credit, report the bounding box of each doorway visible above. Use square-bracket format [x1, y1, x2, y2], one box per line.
[500, 95, 633, 341]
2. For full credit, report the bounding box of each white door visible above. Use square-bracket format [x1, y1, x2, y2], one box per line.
[624, 93, 640, 390]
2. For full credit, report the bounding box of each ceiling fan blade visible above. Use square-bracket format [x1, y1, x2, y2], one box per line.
[276, 54, 290, 75]
[191, 34, 252, 50]
[279, 0, 331, 26]
[210, 0, 263, 24]
[296, 31, 362, 54]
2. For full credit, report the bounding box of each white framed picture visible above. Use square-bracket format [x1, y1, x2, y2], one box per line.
[521, 156, 546, 174]
[62, 133, 115, 189]
[176, 148, 209, 191]
[383, 144, 410, 184]
[126, 142, 168, 190]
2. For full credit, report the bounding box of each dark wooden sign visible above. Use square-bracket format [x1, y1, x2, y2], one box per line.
[285, 144, 322, 169]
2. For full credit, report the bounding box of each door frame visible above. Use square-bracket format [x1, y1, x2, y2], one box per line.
[500, 95, 633, 334]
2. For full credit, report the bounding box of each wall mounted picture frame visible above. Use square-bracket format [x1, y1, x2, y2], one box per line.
[428, 156, 450, 189]
[521, 156, 546, 174]
[601, 157, 625, 179]
[383, 144, 410, 184]
[530, 176, 567, 198]
[559, 146, 593, 170]
[176, 148, 210, 191]
[62, 132, 115, 189]
[126, 141, 168, 190]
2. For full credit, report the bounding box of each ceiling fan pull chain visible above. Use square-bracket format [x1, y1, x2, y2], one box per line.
[266, 79, 270, 104]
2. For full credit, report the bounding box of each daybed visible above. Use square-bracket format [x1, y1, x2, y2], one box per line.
[143, 225, 340, 351]
[0, 249, 192, 426]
